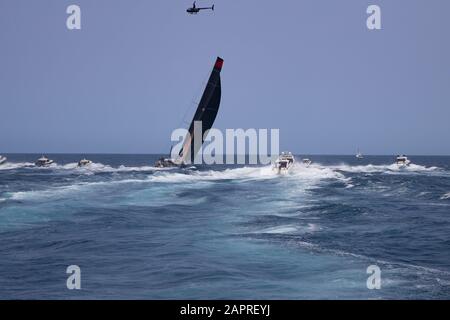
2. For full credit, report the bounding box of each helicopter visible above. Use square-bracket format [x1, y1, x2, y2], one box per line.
[187, 1, 214, 14]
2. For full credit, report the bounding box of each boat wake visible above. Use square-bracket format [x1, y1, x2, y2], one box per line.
[289, 163, 348, 181]
[0, 162, 34, 170]
[4, 178, 150, 202]
[1, 160, 444, 179]
[148, 163, 348, 186]
[148, 166, 277, 183]
[0, 160, 177, 174]
[1, 164, 350, 203]
[58, 162, 158, 173]
[1, 161, 447, 206]
[329, 163, 442, 175]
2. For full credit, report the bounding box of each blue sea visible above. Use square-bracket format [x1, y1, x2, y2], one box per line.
[0, 154, 449, 299]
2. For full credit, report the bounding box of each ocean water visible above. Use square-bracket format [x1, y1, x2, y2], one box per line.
[0, 154, 449, 299]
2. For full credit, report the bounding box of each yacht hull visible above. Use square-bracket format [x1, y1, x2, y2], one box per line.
[273, 153, 295, 174]
[155, 158, 185, 168]
[35, 160, 54, 167]
[78, 160, 93, 167]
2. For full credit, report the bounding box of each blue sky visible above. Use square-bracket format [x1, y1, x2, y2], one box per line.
[0, 0, 449, 154]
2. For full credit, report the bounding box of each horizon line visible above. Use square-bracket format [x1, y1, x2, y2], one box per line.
[2, 153, 450, 157]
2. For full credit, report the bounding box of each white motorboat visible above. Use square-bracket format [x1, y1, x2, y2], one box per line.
[0, 156, 7, 165]
[273, 152, 295, 173]
[395, 155, 411, 167]
[302, 158, 312, 166]
[78, 159, 93, 167]
[35, 155, 54, 167]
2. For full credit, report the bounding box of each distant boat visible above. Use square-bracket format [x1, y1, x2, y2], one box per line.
[273, 152, 295, 174]
[0, 155, 7, 165]
[78, 159, 92, 167]
[35, 155, 54, 167]
[356, 148, 364, 159]
[395, 155, 411, 167]
[155, 57, 224, 168]
[302, 158, 312, 167]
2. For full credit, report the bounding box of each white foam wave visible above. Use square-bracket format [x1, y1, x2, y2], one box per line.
[148, 165, 278, 183]
[146, 162, 351, 187]
[33, 162, 58, 169]
[258, 225, 298, 234]
[289, 163, 349, 182]
[9, 186, 82, 201]
[257, 223, 321, 235]
[115, 165, 160, 172]
[0, 162, 34, 170]
[6, 178, 150, 201]
[50, 162, 159, 174]
[330, 163, 440, 174]
[0, 160, 165, 174]
[1, 160, 445, 180]
[289, 240, 450, 277]
[441, 192, 450, 200]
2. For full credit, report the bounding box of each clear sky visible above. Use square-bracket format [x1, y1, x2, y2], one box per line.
[1, 0, 449, 154]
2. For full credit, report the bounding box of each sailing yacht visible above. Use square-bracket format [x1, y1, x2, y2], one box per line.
[356, 148, 364, 159]
[0, 155, 7, 165]
[155, 57, 224, 168]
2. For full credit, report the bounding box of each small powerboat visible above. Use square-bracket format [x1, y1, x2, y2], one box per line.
[0, 155, 6, 165]
[35, 155, 54, 167]
[78, 159, 93, 167]
[273, 152, 295, 173]
[395, 155, 411, 167]
[302, 158, 312, 166]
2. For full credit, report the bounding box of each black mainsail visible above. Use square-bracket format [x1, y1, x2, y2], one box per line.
[178, 57, 223, 164]
[155, 57, 223, 168]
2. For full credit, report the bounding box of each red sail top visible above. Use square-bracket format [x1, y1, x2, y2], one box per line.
[214, 57, 224, 71]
